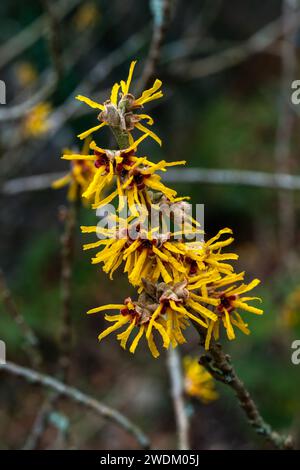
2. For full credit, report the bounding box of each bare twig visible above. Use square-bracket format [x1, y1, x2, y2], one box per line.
[25, 202, 78, 450]
[41, 0, 64, 80]
[59, 203, 77, 381]
[197, 331, 293, 449]
[140, 0, 172, 89]
[0, 72, 57, 121]
[164, 167, 300, 190]
[6, 167, 300, 196]
[23, 395, 59, 450]
[0, 361, 150, 449]
[0, 0, 65, 122]
[0, 0, 81, 70]
[166, 348, 190, 450]
[0, 27, 148, 183]
[274, 0, 297, 263]
[0, 269, 42, 368]
[170, 8, 300, 79]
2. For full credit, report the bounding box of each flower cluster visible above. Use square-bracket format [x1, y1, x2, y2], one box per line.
[183, 356, 218, 403]
[55, 61, 263, 357]
[23, 102, 51, 137]
[52, 138, 96, 202]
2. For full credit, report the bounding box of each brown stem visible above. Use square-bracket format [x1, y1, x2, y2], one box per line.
[1, 361, 150, 449]
[25, 202, 78, 449]
[139, 0, 172, 90]
[0, 269, 42, 368]
[166, 348, 190, 450]
[196, 327, 293, 449]
[59, 202, 78, 382]
[274, 0, 297, 265]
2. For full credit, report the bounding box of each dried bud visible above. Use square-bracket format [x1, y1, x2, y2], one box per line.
[99, 102, 120, 127]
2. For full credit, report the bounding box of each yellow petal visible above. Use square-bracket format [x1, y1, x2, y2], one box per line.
[77, 122, 106, 140]
[76, 94, 104, 110]
[87, 304, 124, 314]
[134, 79, 162, 106]
[135, 122, 162, 146]
[129, 324, 145, 353]
[110, 82, 120, 105]
[122, 60, 137, 95]
[52, 173, 71, 189]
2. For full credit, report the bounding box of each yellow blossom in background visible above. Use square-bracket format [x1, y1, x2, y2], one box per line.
[282, 286, 300, 328]
[73, 2, 100, 31]
[15, 61, 37, 87]
[183, 356, 218, 403]
[23, 102, 51, 138]
[75, 61, 163, 144]
[52, 138, 96, 202]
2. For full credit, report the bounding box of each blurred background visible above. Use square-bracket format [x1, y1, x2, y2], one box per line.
[1, 0, 300, 450]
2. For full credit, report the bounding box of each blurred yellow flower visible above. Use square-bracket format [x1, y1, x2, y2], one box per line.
[282, 286, 300, 328]
[73, 2, 100, 31]
[23, 102, 51, 137]
[15, 62, 37, 87]
[52, 138, 96, 202]
[183, 356, 218, 403]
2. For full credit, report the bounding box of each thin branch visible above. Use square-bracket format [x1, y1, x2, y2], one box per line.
[41, 0, 64, 80]
[139, 0, 172, 89]
[0, 27, 148, 183]
[23, 394, 58, 450]
[0, 0, 65, 122]
[59, 203, 77, 381]
[5, 167, 300, 196]
[0, 0, 81, 69]
[164, 168, 300, 190]
[0, 269, 42, 368]
[197, 332, 293, 449]
[274, 0, 297, 262]
[166, 348, 190, 450]
[170, 8, 300, 79]
[25, 202, 78, 450]
[0, 361, 150, 449]
[0, 72, 57, 121]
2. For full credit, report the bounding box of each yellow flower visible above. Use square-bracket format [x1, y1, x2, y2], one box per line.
[23, 102, 51, 137]
[183, 356, 218, 403]
[52, 138, 96, 202]
[86, 279, 221, 358]
[81, 223, 204, 289]
[86, 298, 174, 358]
[191, 272, 263, 350]
[87, 280, 207, 358]
[184, 228, 238, 279]
[282, 286, 300, 328]
[75, 61, 163, 144]
[73, 2, 100, 31]
[62, 133, 185, 210]
[15, 62, 37, 87]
